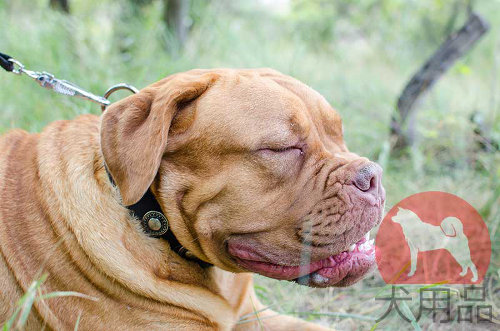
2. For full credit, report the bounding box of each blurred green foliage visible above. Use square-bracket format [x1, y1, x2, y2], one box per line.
[0, 1, 499, 329]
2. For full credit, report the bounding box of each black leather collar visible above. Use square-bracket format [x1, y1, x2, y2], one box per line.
[105, 166, 212, 269]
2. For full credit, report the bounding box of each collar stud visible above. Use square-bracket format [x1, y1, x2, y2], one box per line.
[141, 211, 169, 237]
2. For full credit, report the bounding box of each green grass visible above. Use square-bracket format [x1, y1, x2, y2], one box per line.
[1, 1, 499, 330]
[2, 273, 96, 331]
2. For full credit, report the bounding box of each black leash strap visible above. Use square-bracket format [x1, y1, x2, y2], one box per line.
[0, 52, 14, 72]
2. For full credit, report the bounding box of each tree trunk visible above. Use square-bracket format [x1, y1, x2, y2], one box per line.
[390, 12, 489, 152]
[49, 0, 70, 13]
[163, 0, 190, 47]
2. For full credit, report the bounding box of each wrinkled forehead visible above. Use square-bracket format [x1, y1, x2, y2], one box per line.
[193, 70, 343, 149]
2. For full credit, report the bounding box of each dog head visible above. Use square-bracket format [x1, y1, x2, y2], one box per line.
[101, 69, 385, 287]
[392, 207, 417, 225]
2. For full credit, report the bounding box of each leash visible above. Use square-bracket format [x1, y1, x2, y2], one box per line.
[0, 52, 138, 111]
[1, 52, 211, 268]
[1, 52, 111, 107]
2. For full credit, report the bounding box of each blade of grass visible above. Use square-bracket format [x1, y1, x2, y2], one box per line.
[398, 300, 422, 331]
[74, 312, 82, 331]
[238, 304, 274, 321]
[2, 306, 21, 331]
[249, 295, 265, 331]
[38, 291, 98, 302]
[1, 273, 96, 331]
[235, 314, 281, 325]
[14, 274, 48, 330]
[289, 311, 377, 321]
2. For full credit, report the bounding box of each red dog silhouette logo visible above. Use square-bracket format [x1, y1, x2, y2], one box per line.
[376, 192, 491, 284]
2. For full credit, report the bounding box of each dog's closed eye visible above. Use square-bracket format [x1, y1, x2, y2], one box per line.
[254, 145, 305, 177]
[256, 146, 305, 165]
[258, 146, 303, 155]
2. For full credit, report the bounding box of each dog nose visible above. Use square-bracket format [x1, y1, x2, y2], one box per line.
[353, 162, 382, 194]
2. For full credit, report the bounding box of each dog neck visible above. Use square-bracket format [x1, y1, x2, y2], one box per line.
[104, 164, 213, 269]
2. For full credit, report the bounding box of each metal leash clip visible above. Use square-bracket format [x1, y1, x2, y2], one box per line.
[7, 57, 138, 110]
[8, 58, 111, 107]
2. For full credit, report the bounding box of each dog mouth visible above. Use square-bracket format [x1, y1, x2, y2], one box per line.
[228, 231, 375, 287]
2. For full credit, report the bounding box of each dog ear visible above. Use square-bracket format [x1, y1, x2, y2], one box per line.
[100, 72, 219, 205]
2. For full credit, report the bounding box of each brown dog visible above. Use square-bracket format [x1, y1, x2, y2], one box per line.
[0, 69, 385, 330]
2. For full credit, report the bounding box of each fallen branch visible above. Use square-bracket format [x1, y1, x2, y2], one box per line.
[390, 12, 489, 152]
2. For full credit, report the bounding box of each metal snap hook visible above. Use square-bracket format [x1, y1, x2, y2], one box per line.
[8, 58, 25, 75]
[101, 83, 139, 112]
